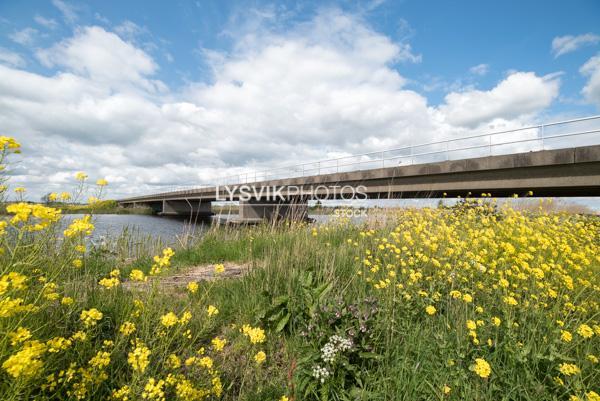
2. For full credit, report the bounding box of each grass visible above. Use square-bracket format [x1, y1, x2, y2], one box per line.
[2, 200, 599, 401]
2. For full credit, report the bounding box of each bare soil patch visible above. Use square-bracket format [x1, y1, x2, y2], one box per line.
[123, 261, 254, 291]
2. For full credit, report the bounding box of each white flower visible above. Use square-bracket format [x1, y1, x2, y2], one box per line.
[311, 365, 331, 383]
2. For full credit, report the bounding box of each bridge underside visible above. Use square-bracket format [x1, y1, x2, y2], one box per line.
[118, 145, 600, 220]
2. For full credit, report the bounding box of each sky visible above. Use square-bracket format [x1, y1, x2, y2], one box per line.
[0, 0, 599, 200]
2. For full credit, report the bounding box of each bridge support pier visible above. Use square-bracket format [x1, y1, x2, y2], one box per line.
[239, 199, 308, 221]
[161, 199, 213, 217]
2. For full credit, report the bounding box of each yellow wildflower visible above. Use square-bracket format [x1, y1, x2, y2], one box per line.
[472, 358, 491, 378]
[80, 308, 103, 327]
[254, 350, 266, 365]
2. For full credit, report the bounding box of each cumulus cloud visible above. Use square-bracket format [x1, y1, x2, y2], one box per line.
[438, 72, 560, 128]
[580, 54, 600, 108]
[0, 10, 559, 199]
[36, 26, 164, 93]
[0, 48, 26, 67]
[552, 33, 600, 58]
[9, 28, 38, 46]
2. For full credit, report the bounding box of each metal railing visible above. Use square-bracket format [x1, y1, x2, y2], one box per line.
[126, 115, 600, 199]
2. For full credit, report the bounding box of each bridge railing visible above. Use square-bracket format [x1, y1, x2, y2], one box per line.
[128, 115, 600, 198]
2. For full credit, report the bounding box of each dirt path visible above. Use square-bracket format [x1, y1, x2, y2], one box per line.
[123, 261, 254, 291]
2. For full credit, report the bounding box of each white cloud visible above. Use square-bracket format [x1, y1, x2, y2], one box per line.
[469, 63, 489, 76]
[580, 54, 600, 108]
[552, 33, 600, 57]
[36, 26, 164, 93]
[114, 20, 145, 39]
[52, 0, 77, 23]
[0, 48, 26, 67]
[9, 28, 38, 46]
[438, 72, 560, 127]
[34, 15, 58, 29]
[0, 10, 560, 200]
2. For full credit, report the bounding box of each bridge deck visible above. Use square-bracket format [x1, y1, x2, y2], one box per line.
[119, 144, 600, 204]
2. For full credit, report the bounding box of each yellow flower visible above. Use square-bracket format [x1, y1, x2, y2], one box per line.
[207, 305, 219, 317]
[142, 378, 164, 400]
[425, 305, 436, 315]
[6, 203, 61, 231]
[161, 312, 179, 327]
[46, 336, 72, 353]
[64, 215, 94, 237]
[491, 317, 501, 326]
[14, 187, 26, 193]
[587, 391, 600, 401]
[472, 358, 491, 378]
[280, 396, 290, 401]
[179, 311, 192, 325]
[112, 386, 131, 401]
[466, 320, 477, 330]
[128, 339, 151, 373]
[558, 363, 580, 376]
[71, 331, 87, 342]
[119, 321, 136, 336]
[211, 337, 227, 351]
[586, 354, 598, 364]
[88, 350, 111, 368]
[60, 192, 71, 201]
[0, 136, 21, 152]
[80, 308, 103, 327]
[503, 296, 518, 306]
[165, 354, 180, 370]
[254, 350, 266, 365]
[187, 282, 198, 294]
[99, 277, 120, 289]
[129, 269, 146, 281]
[561, 330, 573, 343]
[241, 324, 266, 344]
[8, 327, 32, 345]
[48, 192, 58, 202]
[199, 356, 213, 369]
[61, 296, 74, 305]
[72, 259, 83, 268]
[443, 385, 451, 395]
[96, 178, 108, 186]
[2, 340, 46, 379]
[75, 172, 88, 181]
[576, 324, 594, 339]
[214, 263, 225, 274]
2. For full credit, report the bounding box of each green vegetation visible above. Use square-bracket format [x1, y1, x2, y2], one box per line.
[2, 203, 600, 401]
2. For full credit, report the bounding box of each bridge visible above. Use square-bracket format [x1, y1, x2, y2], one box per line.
[118, 115, 600, 221]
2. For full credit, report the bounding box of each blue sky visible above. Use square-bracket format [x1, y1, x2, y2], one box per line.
[2, 0, 599, 109]
[0, 0, 599, 199]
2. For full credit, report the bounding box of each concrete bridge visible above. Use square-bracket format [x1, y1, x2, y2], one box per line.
[118, 144, 600, 221]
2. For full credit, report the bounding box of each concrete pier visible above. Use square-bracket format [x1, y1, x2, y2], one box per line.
[239, 199, 308, 221]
